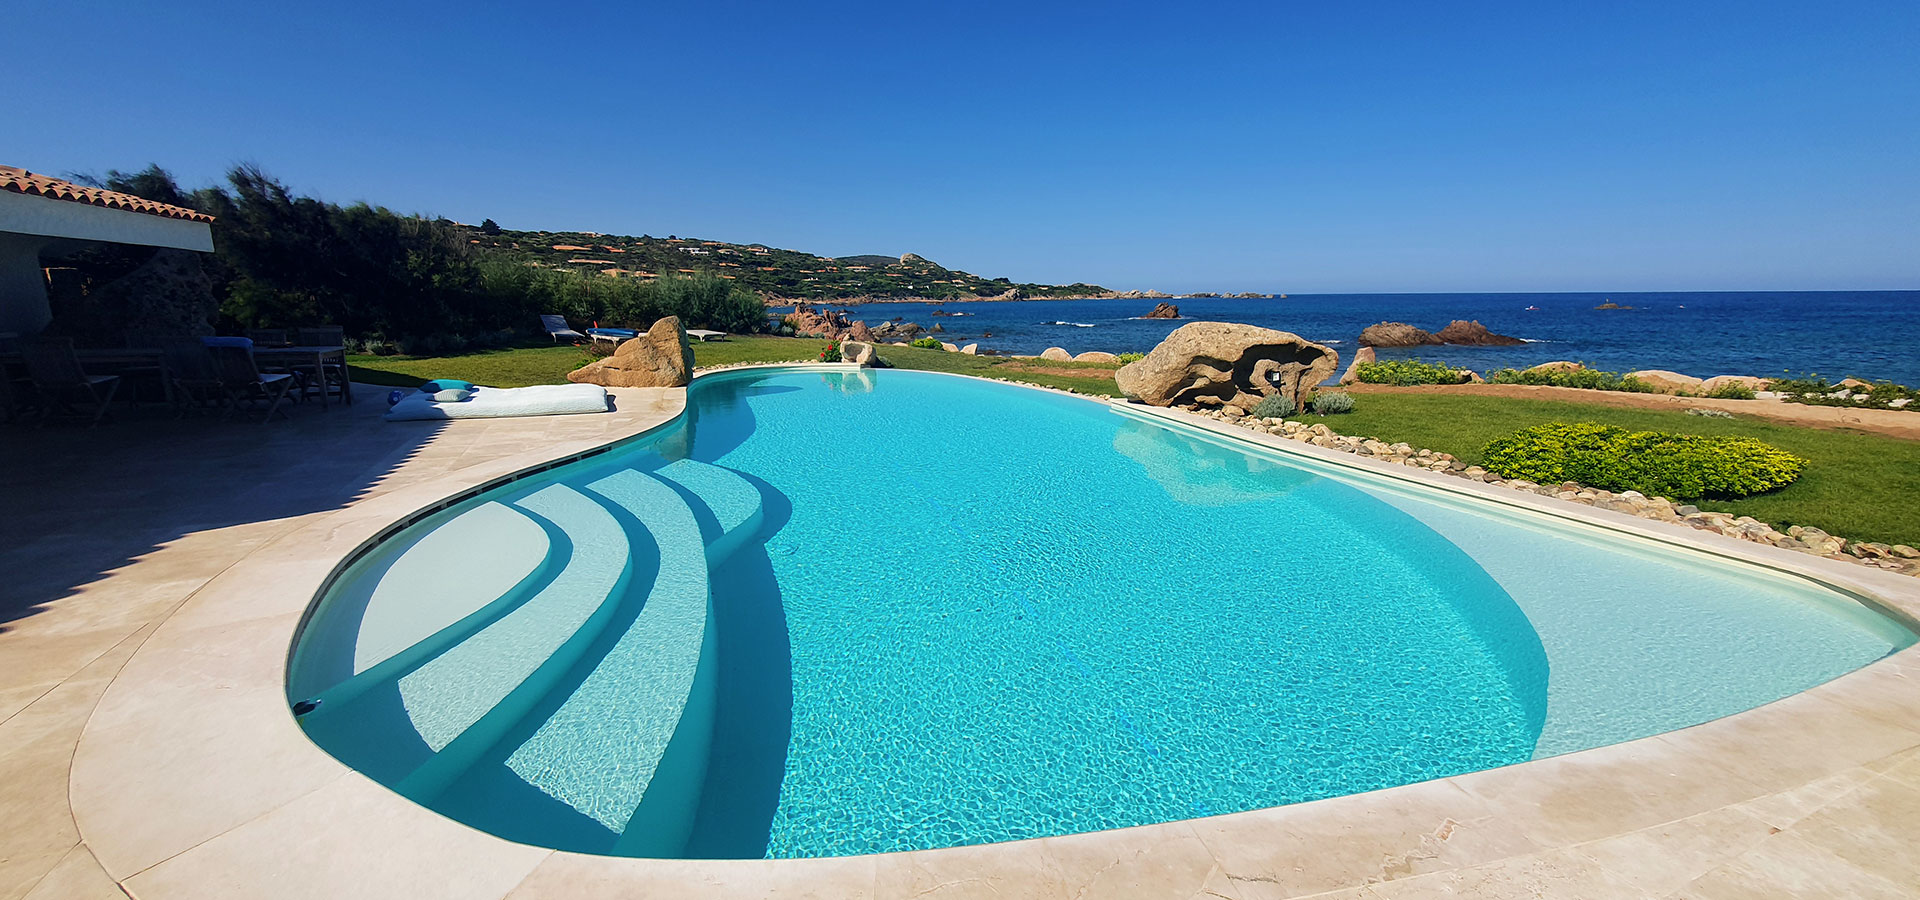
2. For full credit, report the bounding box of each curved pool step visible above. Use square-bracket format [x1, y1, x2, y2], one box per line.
[436, 467, 718, 857]
[651, 458, 765, 562]
[370, 482, 635, 794]
[291, 500, 554, 707]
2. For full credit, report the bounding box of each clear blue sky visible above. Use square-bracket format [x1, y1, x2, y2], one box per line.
[6, 0, 1916, 293]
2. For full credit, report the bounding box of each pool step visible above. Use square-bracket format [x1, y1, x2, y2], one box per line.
[394, 482, 639, 797]
[652, 458, 765, 563]
[289, 500, 554, 707]
[301, 482, 635, 789]
[297, 460, 754, 856]
[431, 467, 718, 856]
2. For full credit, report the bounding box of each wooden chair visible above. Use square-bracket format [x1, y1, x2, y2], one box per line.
[206, 344, 294, 422]
[245, 328, 291, 348]
[159, 340, 223, 415]
[293, 326, 349, 403]
[18, 337, 120, 427]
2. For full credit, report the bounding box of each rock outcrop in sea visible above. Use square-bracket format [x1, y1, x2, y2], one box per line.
[1143, 302, 1180, 319]
[1360, 319, 1524, 347]
[1433, 320, 1525, 345]
[1358, 322, 1441, 347]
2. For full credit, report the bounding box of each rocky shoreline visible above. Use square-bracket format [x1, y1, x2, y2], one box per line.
[761, 289, 1273, 307]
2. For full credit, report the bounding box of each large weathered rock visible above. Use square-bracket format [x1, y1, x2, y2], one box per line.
[1702, 375, 1768, 393]
[83, 249, 217, 337]
[841, 340, 876, 367]
[1073, 351, 1118, 363]
[1116, 321, 1339, 409]
[1142, 302, 1180, 319]
[1339, 345, 1375, 385]
[1526, 361, 1584, 374]
[1358, 322, 1440, 347]
[783, 305, 852, 338]
[1434, 320, 1525, 346]
[567, 316, 693, 387]
[1628, 370, 1704, 394]
[869, 321, 922, 342]
[1040, 347, 1073, 361]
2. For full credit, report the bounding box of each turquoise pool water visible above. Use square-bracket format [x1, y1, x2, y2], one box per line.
[288, 368, 1913, 860]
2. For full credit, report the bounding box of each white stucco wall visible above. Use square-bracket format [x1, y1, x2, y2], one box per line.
[0, 190, 213, 252]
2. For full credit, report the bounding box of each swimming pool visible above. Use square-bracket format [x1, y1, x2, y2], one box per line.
[287, 367, 1913, 860]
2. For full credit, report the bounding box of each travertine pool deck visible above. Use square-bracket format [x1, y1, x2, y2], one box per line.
[3, 370, 1919, 899]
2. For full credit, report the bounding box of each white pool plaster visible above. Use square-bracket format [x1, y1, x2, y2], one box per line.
[4, 366, 1919, 899]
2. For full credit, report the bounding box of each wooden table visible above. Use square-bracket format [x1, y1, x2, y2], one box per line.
[254, 345, 352, 409]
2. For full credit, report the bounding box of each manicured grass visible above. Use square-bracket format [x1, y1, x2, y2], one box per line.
[348, 345, 590, 388]
[1323, 393, 1920, 546]
[349, 336, 1126, 395]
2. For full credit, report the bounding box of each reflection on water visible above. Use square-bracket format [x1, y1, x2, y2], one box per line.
[1111, 418, 1312, 506]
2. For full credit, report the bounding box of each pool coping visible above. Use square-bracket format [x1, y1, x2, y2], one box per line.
[65, 365, 1920, 899]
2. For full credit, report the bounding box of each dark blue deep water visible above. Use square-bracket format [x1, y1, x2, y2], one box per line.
[789, 291, 1920, 385]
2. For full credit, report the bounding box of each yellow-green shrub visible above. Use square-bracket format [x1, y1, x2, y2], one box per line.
[1482, 423, 1805, 499]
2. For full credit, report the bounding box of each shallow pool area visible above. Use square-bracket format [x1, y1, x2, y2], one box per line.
[286, 368, 1913, 861]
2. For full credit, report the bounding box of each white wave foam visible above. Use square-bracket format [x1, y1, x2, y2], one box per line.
[1041, 321, 1097, 327]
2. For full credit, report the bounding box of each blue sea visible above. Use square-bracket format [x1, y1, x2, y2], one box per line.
[785, 291, 1920, 385]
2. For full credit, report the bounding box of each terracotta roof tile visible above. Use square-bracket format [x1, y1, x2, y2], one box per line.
[0, 165, 215, 223]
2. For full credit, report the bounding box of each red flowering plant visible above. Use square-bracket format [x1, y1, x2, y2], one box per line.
[819, 341, 843, 363]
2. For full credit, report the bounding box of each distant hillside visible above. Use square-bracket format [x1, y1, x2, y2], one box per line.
[463, 227, 1108, 301]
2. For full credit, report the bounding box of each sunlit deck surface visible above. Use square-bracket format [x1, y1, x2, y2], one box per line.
[2, 373, 1918, 900]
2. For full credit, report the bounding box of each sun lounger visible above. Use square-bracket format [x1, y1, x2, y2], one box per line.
[385, 384, 611, 421]
[541, 315, 586, 343]
[687, 330, 728, 342]
[586, 327, 638, 345]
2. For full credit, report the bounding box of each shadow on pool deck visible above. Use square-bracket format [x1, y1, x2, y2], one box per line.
[0, 398, 445, 641]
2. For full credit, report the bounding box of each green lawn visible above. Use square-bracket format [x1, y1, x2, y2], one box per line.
[349, 336, 1126, 395]
[1324, 393, 1920, 546]
[348, 340, 1917, 544]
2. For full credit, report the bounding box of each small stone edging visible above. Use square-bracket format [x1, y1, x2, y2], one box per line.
[1199, 407, 1920, 579]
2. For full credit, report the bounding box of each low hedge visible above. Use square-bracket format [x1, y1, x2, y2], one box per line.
[1482, 422, 1805, 499]
[1354, 359, 1467, 386]
[1485, 366, 1660, 393]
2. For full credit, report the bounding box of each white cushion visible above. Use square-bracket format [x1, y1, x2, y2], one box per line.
[385, 384, 610, 421]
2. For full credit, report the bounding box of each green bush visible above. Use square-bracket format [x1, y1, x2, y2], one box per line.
[1482, 423, 1805, 499]
[1354, 359, 1465, 386]
[1252, 394, 1298, 418]
[910, 337, 943, 349]
[1310, 391, 1355, 415]
[1485, 366, 1660, 393]
[1115, 352, 1145, 364]
[1702, 381, 1757, 400]
[818, 341, 842, 363]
